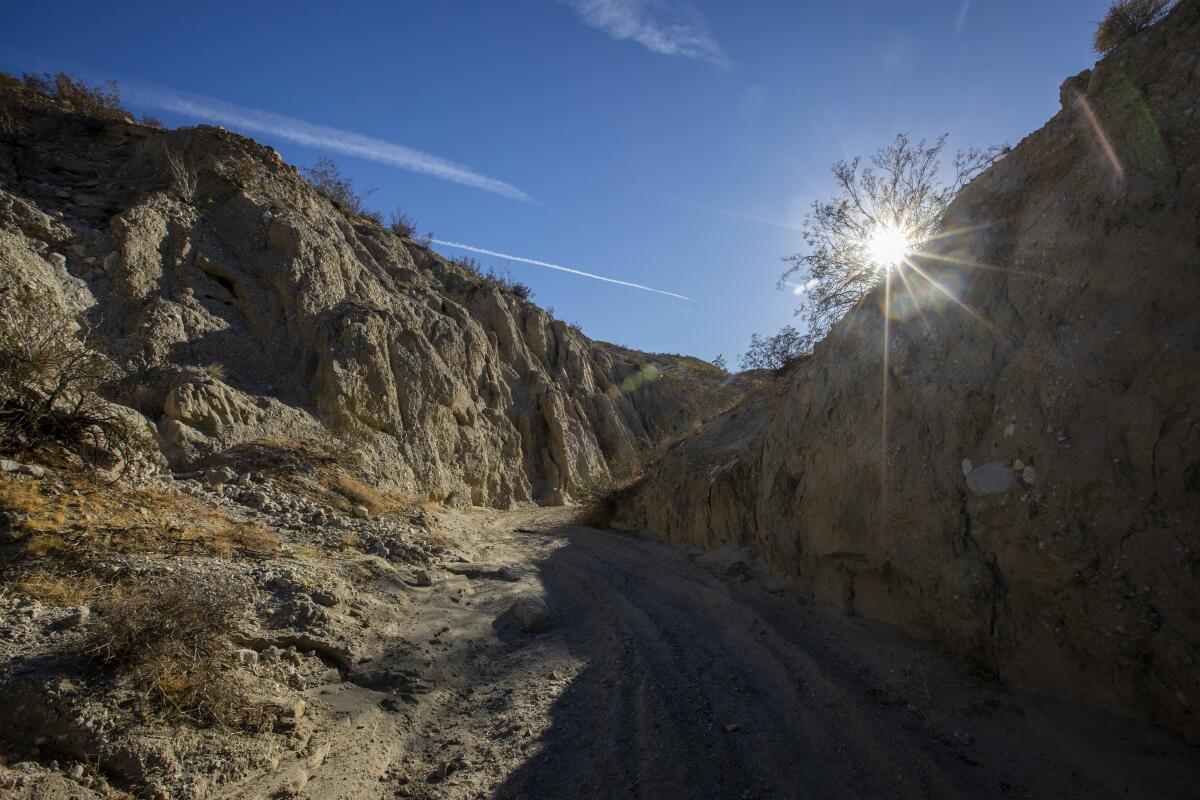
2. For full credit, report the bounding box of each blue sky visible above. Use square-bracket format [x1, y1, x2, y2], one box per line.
[3, 0, 1111, 363]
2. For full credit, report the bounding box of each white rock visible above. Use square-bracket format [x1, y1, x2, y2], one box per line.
[234, 648, 259, 667]
[1022, 465, 1037, 485]
[961, 458, 973, 477]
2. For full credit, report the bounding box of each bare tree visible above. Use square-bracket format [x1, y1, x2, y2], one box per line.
[781, 133, 1004, 351]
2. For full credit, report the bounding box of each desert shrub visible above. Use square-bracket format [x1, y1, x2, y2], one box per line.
[0, 290, 151, 473]
[711, 354, 728, 372]
[1094, 0, 1174, 52]
[452, 257, 534, 299]
[162, 142, 197, 201]
[20, 72, 125, 118]
[389, 210, 417, 238]
[739, 325, 807, 373]
[139, 114, 164, 128]
[781, 133, 1003, 352]
[573, 471, 642, 528]
[452, 255, 483, 277]
[85, 577, 269, 729]
[303, 157, 378, 218]
[328, 473, 391, 516]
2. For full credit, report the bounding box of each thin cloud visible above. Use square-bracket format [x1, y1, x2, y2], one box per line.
[432, 239, 693, 301]
[955, 0, 971, 33]
[677, 199, 805, 233]
[561, 0, 730, 68]
[122, 84, 531, 202]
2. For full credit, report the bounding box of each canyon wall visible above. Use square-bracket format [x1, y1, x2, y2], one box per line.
[615, 1, 1200, 742]
[0, 78, 737, 506]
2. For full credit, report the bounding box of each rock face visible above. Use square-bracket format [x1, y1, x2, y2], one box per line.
[0, 78, 738, 506]
[615, 3, 1200, 741]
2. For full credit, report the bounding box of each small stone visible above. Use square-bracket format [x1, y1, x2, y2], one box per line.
[0, 459, 47, 478]
[233, 648, 259, 667]
[1021, 465, 1037, 485]
[352, 505, 370, 519]
[509, 596, 552, 633]
[311, 588, 340, 607]
[60, 606, 90, 628]
[966, 462, 1016, 495]
[47, 252, 67, 269]
[961, 458, 973, 477]
[413, 570, 433, 587]
[1004, 423, 1015, 437]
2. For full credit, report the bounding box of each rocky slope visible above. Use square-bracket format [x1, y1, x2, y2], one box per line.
[614, 1, 1200, 742]
[0, 78, 737, 507]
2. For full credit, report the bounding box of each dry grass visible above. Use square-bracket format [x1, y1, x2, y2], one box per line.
[85, 577, 271, 730]
[7, 567, 103, 605]
[1093, 0, 1174, 52]
[1, 476, 278, 578]
[323, 472, 418, 517]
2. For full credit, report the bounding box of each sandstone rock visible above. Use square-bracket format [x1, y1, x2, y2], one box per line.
[615, 2, 1200, 745]
[233, 648, 259, 667]
[0, 459, 46, 478]
[509, 596, 552, 632]
[444, 563, 520, 581]
[0, 91, 745, 505]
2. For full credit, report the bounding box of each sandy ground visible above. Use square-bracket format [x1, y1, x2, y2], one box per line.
[318, 507, 1200, 800]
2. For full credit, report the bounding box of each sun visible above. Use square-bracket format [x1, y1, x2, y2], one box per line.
[865, 224, 912, 270]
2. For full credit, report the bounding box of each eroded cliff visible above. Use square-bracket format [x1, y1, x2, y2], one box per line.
[614, 1, 1200, 741]
[0, 79, 737, 506]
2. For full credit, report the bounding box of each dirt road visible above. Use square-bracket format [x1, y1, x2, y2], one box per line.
[360, 509, 1200, 800]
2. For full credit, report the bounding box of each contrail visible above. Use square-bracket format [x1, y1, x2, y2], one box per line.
[121, 84, 531, 202]
[431, 240, 694, 301]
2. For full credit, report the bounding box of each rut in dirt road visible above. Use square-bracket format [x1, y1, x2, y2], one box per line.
[491, 525, 1200, 800]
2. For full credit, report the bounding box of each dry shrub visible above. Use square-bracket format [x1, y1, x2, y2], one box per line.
[85, 577, 270, 730]
[573, 472, 642, 529]
[328, 474, 393, 516]
[0, 289, 153, 474]
[389, 210, 417, 238]
[20, 72, 125, 118]
[1094, 0, 1175, 52]
[303, 156, 376, 218]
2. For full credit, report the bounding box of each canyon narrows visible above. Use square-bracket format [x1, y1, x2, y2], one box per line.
[1, 2, 1199, 798]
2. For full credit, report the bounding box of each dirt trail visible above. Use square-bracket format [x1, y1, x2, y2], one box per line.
[345, 508, 1200, 800]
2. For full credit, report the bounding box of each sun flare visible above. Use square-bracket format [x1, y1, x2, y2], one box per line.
[865, 224, 912, 270]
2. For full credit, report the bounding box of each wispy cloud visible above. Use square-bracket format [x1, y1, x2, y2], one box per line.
[560, 0, 730, 68]
[677, 199, 805, 233]
[122, 84, 531, 202]
[432, 239, 693, 301]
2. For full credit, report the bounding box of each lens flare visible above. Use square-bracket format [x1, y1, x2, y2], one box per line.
[866, 224, 912, 270]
